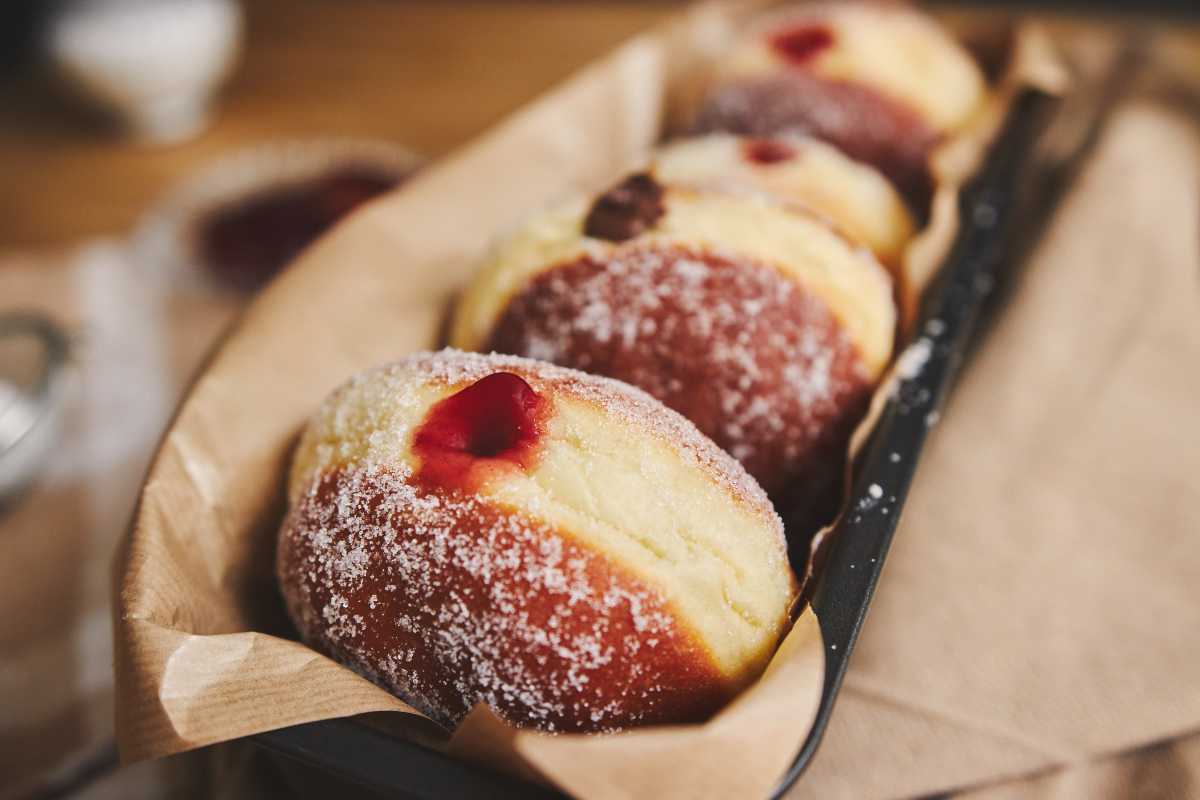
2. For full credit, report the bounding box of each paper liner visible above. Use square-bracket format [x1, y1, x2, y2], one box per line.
[113, 3, 1065, 797]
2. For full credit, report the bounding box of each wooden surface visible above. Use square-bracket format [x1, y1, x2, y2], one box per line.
[0, 1, 677, 249]
[2, 2, 1196, 251]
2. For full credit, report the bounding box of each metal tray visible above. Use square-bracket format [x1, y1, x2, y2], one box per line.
[249, 86, 1071, 800]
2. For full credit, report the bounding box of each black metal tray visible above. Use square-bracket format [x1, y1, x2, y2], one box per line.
[250, 88, 1064, 799]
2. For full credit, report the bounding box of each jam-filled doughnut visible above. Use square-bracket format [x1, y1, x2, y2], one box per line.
[451, 174, 895, 517]
[653, 133, 915, 274]
[692, 2, 987, 212]
[277, 349, 795, 733]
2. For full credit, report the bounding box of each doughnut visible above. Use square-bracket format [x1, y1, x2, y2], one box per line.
[276, 349, 795, 733]
[653, 133, 915, 274]
[451, 173, 895, 516]
[691, 2, 987, 211]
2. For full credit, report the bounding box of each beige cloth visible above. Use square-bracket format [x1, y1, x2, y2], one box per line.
[792, 102, 1200, 798]
[0, 246, 237, 798]
[960, 733, 1200, 800]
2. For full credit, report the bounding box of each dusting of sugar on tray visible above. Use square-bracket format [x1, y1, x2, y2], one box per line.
[894, 336, 933, 381]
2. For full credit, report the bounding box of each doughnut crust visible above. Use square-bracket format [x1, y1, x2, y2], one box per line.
[277, 350, 795, 733]
[451, 179, 894, 505]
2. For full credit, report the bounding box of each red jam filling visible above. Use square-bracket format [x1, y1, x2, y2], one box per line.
[742, 138, 796, 165]
[199, 166, 405, 292]
[412, 372, 548, 493]
[768, 23, 834, 66]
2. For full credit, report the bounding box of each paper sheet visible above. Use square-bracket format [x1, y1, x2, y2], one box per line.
[112, 4, 1070, 798]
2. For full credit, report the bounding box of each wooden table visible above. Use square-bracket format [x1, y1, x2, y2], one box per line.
[0, 1, 677, 249]
[5, 1, 1198, 252]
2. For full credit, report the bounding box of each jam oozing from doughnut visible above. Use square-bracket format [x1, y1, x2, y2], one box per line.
[583, 173, 666, 242]
[769, 24, 834, 66]
[743, 138, 797, 165]
[413, 372, 548, 492]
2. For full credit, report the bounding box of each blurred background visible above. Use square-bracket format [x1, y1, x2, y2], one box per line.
[2, 1, 683, 248]
[1, 2, 1198, 799]
[1, 4, 681, 798]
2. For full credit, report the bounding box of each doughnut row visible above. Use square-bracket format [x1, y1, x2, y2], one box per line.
[278, 2, 987, 735]
[453, 2, 986, 520]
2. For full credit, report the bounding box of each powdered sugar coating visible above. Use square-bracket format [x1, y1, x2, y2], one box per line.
[484, 247, 873, 508]
[279, 466, 729, 731]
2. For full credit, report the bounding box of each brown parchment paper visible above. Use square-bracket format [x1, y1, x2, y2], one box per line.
[957, 731, 1200, 800]
[113, 4, 1063, 799]
[792, 96, 1200, 799]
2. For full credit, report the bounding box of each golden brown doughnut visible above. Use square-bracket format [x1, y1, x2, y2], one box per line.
[277, 349, 795, 733]
[692, 2, 987, 211]
[653, 133, 915, 274]
[451, 175, 894, 515]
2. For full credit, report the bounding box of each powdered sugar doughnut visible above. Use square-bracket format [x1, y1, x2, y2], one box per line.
[692, 2, 987, 212]
[653, 133, 915, 274]
[277, 349, 795, 733]
[451, 174, 894, 516]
